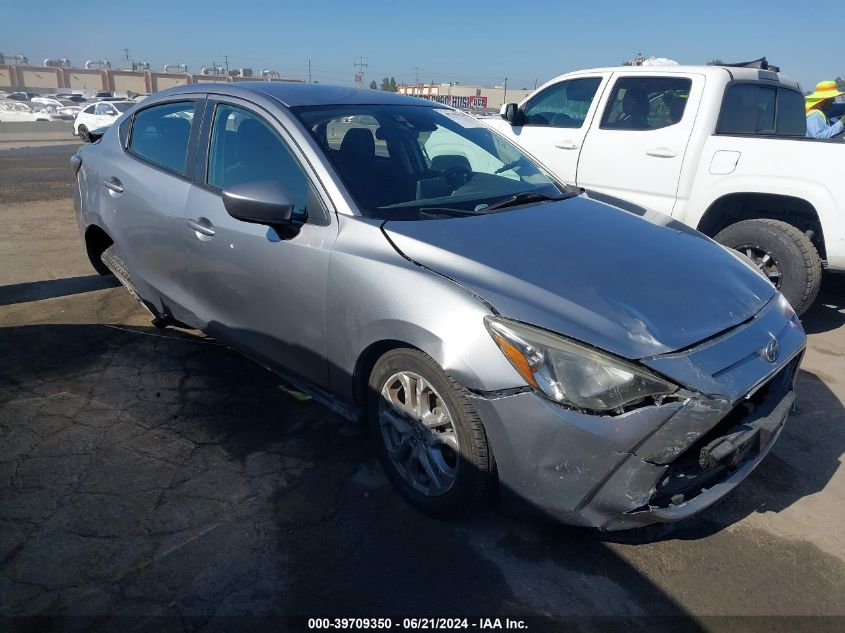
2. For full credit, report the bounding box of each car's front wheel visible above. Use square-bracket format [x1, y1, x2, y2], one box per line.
[77, 124, 88, 138]
[715, 219, 822, 315]
[367, 348, 495, 518]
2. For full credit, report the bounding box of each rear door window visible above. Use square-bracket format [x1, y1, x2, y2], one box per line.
[718, 84, 806, 136]
[600, 77, 692, 130]
[129, 101, 196, 175]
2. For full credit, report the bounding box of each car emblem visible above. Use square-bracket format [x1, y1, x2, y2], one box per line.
[764, 337, 779, 363]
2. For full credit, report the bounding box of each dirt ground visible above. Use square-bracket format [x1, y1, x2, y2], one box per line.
[1, 145, 843, 632]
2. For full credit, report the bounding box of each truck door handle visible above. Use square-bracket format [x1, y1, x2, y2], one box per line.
[187, 218, 216, 237]
[646, 147, 677, 158]
[102, 177, 124, 193]
[555, 141, 580, 150]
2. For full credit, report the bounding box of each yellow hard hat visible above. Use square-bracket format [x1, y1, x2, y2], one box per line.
[806, 80, 844, 112]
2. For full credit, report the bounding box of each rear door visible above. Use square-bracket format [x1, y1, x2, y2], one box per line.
[102, 97, 202, 318]
[180, 97, 338, 389]
[487, 74, 610, 184]
[575, 73, 703, 214]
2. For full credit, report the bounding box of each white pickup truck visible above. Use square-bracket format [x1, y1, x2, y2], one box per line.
[485, 64, 845, 314]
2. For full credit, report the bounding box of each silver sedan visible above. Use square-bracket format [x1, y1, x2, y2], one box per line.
[72, 83, 806, 535]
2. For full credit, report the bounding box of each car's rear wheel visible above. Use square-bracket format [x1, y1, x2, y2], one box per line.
[367, 348, 495, 518]
[715, 219, 822, 315]
[77, 124, 88, 138]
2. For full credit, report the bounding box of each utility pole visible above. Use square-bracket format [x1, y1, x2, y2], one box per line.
[353, 56, 368, 87]
[308, 59, 312, 83]
[122, 48, 130, 61]
[503, 77, 508, 105]
[414, 66, 420, 89]
[534, 78, 538, 90]
[223, 54, 230, 75]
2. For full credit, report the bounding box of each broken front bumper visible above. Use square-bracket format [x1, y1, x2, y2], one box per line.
[468, 295, 806, 531]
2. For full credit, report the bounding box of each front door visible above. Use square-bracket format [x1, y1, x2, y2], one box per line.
[487, 75, 609, 184]
[575, 73, 703, 214]
[93, 102, 119, 128]
[181, 100, 338, 389]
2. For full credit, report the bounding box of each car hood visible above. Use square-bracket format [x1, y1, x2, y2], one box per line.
[383, 197, 776, 359]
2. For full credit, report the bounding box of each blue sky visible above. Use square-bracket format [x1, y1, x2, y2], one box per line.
[4, 0, 836, 91]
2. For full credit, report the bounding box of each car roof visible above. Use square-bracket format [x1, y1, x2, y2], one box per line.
[547, 65, 801, 90]
[155, 81, 440, 108]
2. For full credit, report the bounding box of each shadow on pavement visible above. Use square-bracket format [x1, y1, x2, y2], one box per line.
[0, 322, 711, 630]
[1, 322, 842, 630]
[801, 274, 845, 335]
[0, 276, 120, 306]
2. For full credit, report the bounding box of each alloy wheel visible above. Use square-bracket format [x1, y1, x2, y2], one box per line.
[736, 243, 782, 287]
[378, 370, 460, 496]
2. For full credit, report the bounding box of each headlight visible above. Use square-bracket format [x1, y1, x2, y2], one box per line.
[484, 316, 677, 413]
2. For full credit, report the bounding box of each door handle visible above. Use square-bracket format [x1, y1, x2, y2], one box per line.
[102, 177, 124, 193]
[646, 147, 677, 158]
[555, 141, 580, 150]
[187, 218, 216, 237]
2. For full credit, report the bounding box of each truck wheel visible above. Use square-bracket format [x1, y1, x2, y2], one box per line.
[715, 219, 822, 315]
[367, 348, 496, 518]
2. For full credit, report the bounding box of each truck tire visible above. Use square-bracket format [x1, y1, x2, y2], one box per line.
[715, 219, 822, 316]
[368, 348, 496, 518]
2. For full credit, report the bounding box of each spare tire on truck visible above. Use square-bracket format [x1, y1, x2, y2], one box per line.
[715, 219, 822, 316]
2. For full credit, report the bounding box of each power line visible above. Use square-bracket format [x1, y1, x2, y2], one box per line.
[353, 56, 368, 86]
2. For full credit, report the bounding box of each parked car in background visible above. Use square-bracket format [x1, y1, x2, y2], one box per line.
[29, 97, 80, 120]
[6, 91, 39, 102]
[0, 101, 61, 122]
[53, 93, 87, 103]
[31, 96, 65, 108]
[73, 100, 135, 136]
[487, 64, 845, 315]
[72, 83, 805, 534]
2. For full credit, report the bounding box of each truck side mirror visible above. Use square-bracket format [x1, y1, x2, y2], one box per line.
[501, 103, 524, 126]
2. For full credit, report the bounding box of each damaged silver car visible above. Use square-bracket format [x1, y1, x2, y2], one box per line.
[72, 83, 806, 533]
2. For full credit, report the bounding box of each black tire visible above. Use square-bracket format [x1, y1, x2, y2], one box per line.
[367, 348, 495, 518]
[77, 124, 88, 138]
[715, 219, 822, 315]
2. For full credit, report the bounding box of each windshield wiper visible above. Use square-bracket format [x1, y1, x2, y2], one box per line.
[418, 207, 477, 218]
[483, 191, 566, 212]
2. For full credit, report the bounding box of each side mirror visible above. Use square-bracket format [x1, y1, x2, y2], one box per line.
[222, 181, 296, 228]
[501, 103, 524, 126]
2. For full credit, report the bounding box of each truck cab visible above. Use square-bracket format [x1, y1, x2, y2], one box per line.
[487, 64, 843, 315]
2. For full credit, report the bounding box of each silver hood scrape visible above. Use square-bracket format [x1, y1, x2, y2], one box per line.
[383, 197, 776, 360]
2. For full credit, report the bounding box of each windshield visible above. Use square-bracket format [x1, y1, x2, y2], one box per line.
[294, 104, 569, 220]
[114, 102, 134, 113]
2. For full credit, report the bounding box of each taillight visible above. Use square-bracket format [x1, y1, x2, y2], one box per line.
[71, 153, 82, 176]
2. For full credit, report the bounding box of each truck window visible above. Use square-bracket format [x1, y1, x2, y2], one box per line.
[717, 84, 806, 136]
[600, 77, 692, 130]
[775, 89, 807, 136]
[521, 77, 602, 128]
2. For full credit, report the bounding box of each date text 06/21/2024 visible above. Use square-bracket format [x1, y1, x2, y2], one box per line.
[307, 618, 528, 630]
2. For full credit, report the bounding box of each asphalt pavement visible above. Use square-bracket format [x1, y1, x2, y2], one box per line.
[1, 144, 843, 632]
